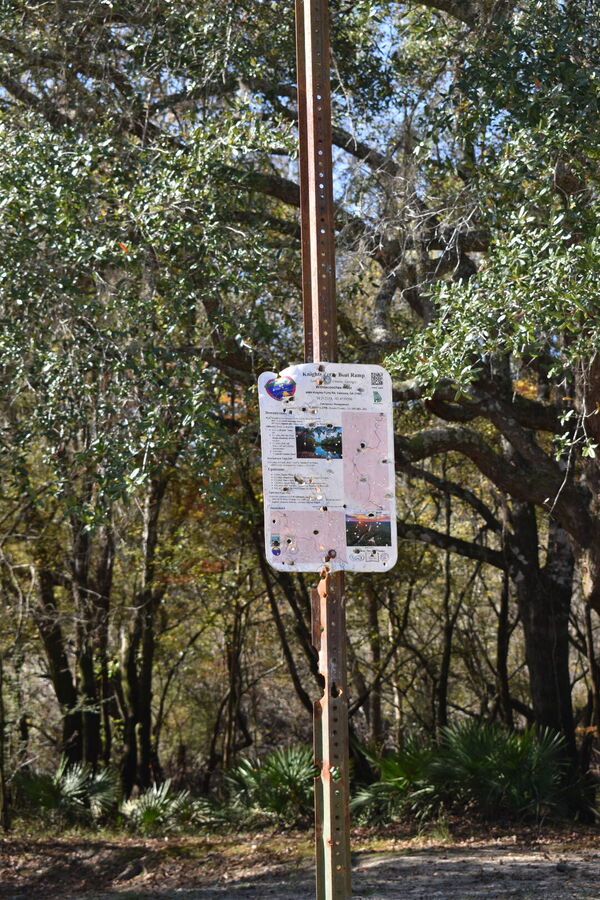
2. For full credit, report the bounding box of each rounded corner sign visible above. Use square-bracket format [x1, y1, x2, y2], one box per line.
[258, 362, 397, 573]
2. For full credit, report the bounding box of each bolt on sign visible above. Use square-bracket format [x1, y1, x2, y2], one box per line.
[258, 362, 397, 573]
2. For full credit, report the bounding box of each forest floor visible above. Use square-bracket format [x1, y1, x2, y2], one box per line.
[1, 821, 599, 899]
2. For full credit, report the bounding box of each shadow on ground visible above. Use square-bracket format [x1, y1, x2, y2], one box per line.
[0, 838, 163, 900]
[91, 846, 600, 900]
[4, 843, 600, 900]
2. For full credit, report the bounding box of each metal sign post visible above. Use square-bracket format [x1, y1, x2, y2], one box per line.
[295, 1, 352, 896]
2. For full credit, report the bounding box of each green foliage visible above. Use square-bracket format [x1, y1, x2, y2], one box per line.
[120, 748, 317, 835]
[351, 738, 433, 823]
[0, 117, 276, 518]
[429, 721, 573, 819]
[185, 796, 233, 831]
[0, 0, 598, 827]
[224, 745, 317, 826]
[389, 222, 600, 398]
[388, 0, 600, 398]
[120, 780, 192, 835]
[352, 723, 594, 824]
[16, 758, 118, 822]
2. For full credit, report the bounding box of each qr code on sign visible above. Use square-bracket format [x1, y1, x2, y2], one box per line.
[371, 371, 384, 386]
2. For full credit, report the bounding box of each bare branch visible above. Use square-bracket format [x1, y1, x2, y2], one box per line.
[397, 457, 502, 532]
[395, 425, 592, 544]
[397, 519, 506, 569]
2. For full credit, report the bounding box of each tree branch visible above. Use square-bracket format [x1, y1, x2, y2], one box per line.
[397, 458, 502, 532]
[393, 378, 562, 433]
[0, 69, 70, 128]
[395, 425, 592, 545]
[413, 0, 480, 26]
[397, 520, 506, 569]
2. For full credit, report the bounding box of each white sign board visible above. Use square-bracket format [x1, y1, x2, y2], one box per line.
[258, 363, 397, 572]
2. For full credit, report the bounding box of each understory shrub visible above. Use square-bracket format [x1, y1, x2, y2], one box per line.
[428, 721, 572, 819]
[352, 721, 594, 824]
[119, 783, 232, 835]
[351, 738, 433, 823]
[120, 779, 193, 835]
[11, 726, 594, 833]
[223, 744, 317, 826]
[15, 757, 118, 823]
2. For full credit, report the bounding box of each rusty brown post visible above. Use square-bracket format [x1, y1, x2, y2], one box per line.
[295, 1, 352, 897]
[311, 569, 352, 898]
[295, 0, 338, 365]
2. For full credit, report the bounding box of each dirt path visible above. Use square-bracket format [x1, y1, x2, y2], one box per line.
[105, 845, 600, 900]
[1, 827, 599, 900]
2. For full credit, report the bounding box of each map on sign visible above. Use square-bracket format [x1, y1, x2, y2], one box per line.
[258, 363, 397, 572]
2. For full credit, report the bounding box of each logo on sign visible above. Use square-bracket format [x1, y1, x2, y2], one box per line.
[265, 376, 296, 401]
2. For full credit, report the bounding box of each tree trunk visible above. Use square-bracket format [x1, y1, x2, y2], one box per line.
[71, 518, 101, 767]
[78, 638, 100, 766]
[584, 603, 600, 733]
[252, 535, 314, 715]
[436, 487, 454, 732]
[223, 600, 243, 769]
[202, 694, 228, 793]
[117, 658, 138, 797]
[137, 600, 158, 787]
[388, 583, 417, 746]
[34, 569, 83, 763]
[0, 654, 10, 831]
[495, 572, 514, 728]
[577, 357, 600, 614]
[95, 523, 115, 767]
[120, 477, 168, 791]
[367, 589, 383, 744]
[510, 503, 576, 759]
[388, 613, 403, 747]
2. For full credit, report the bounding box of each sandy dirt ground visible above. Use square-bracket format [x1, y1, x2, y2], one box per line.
[181, 845, 600, 899]
[1, 825, 599, 899]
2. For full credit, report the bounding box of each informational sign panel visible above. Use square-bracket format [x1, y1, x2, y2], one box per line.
[258, 362, 397, 572]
